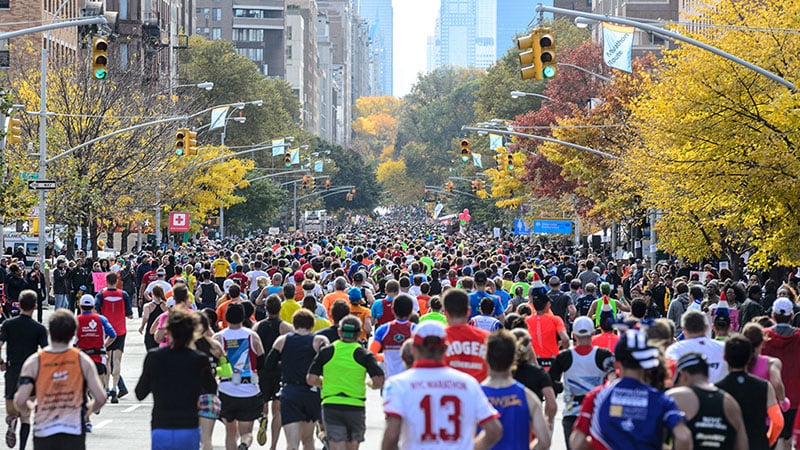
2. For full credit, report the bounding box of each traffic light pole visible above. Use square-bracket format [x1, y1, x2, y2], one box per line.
[535, 3, 795, 91]
[461, 126, 620, 160]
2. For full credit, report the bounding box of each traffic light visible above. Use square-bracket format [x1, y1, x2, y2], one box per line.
[445, 181, 454, 193]
[539, 28, 557, 79]
[518, 29, 541, 81]
[471, 180, 478, 193]
[325, 179, 331, 190]
[175, 128, 187, 156]
[92, 36, 109, 80]
[460, 139, 471, 163]
[308, 177, 315, 190]
[494, 152, 503, 168]
[5, 117, 21, 145]
[186, 130, 198, 155]
[518, 28, 556, 80]
[507, 152, 515, 171]
[284, 151, 292, 168]
[302, 175, 309, 189]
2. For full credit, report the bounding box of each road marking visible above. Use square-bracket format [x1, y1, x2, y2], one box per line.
[121, 404, 144, 413]
[93, 420, 112, 430]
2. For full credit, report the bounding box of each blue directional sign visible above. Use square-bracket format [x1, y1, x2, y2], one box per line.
[533, 219, 574, 235]
[513, 218, 530, 235]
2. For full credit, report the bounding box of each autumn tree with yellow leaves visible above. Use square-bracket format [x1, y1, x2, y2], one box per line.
[352, 96, 401, 161]
[629, 0, 800, 275]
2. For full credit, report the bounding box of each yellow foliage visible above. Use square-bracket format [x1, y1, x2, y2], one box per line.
[628, 0, 800, 269]
[352, 96, 401, 161]
[376, 158, 422, 204]
[486, 151, 528, 209]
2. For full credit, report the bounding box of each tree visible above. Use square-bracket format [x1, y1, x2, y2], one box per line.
[320, 141, 379, 212]
[628, 0, 800, 273]
[352, 96, 401, 161]
[224, 178, 285, 234]
[376, 158, 421, 205]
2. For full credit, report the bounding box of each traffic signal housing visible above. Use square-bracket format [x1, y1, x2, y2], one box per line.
[186, 130, 198, 155]
[302, 175, 309, 189]
[5, 117, 21, 145]
[92, 36, 109, 80]
[284, 151, 292, 168]
[471, 180, 478, 193]
[325, 179, 331, 190]
[507, 152, 515, 171]
[308, 177, 315, 190]
[460, 139, 471, 163]
[539, 29, 557, 79]
[175, 128, 187, 156]
[518, 27, 556, 80]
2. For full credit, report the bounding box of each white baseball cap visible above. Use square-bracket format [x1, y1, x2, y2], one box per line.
[573, 316, 595, 337]
[773, 297, 794, 316]
[79, 294, 95, 307]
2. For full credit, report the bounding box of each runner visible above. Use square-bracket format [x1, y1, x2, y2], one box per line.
[549, 316, 614, 448]
[14, 310, 107, 450]
[214, 303, 266, 450]
[138, 285, 169, 350]
[526, 290, 569, 369]
[481, 329, 551, 450]
[307, 315, 385, 450]
[95, 271, 133, 403]
[667, 352, 747, 449]
[370, 294, 415, 379]
[75, 293, 117, 429]
[253, 295, 294, 449]
[570, 329, 692, 449]
[265, 309, 329, 450]
[0, 290, 48, 449]
[716, 335, 782, 450]
[196, 270, 224, 311]
[665, 310, 727, 383]
[443, 288, 489, 381]
[381, 321, 502, 450]
[135, 309, 217, 450]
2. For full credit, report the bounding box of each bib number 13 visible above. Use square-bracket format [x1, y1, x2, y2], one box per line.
[420, 394, 462, 441]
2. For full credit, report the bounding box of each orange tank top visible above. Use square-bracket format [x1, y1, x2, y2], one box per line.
[34, 348, 85, 438]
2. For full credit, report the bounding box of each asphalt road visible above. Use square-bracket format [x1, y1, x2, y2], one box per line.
[1, 313, 568, 449]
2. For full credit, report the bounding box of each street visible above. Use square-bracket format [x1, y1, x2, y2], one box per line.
[0, 313, 568, 449]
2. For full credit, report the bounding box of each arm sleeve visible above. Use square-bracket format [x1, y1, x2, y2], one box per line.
[134, 352, 154, 400]
[372, 324, 388, 349]
[353, 347, 385, 377]
[767, 403, 784, 446]
[99, 316, 117, 338]
[307, 345, 334, 376]
[95, 293, 103, 314]
[123, 292, 133, 316]
[595, 348, 615, 372]
[264, 348, 282, 373]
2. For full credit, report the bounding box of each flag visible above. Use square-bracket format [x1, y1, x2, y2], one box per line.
[209, 106, 229, 131]
[313, 161, 324, 173]
[271, 139, 285, 156]
[602, 22, 634, 73]
[489, 134, 503, 150]
[472, 153, 483, 168]
[290, 148, 300, 164]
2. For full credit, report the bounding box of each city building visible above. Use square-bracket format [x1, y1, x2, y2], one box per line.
[357, 0, 392, 95]
[593, 0, 679, 57]
[475, 0, 496, 68]
[286, 0, 321, 134]
[192, 0, 285, 77]
[432, 0, 477, 68]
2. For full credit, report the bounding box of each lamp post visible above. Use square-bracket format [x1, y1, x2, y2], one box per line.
[510, 91, 553, 101]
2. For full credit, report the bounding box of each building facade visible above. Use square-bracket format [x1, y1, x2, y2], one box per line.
[357, 0, 392, 95]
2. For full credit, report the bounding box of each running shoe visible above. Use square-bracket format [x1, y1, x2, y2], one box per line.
[110, 390, 119, 404]
[117, 388, 129, 399]
[85, 422, 92, 433]
[5, 415, 17, 448]
[237, 444, 248, 450]
[256, 416, 268, 446]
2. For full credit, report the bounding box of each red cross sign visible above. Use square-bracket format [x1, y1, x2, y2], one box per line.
[169, 212, 190, 232]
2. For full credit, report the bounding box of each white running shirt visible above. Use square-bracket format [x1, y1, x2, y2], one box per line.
[383, 363, 498, 450]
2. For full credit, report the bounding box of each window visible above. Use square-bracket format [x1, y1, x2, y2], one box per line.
[237, 47, 264, 62]
[286, 26, 292, 40]
[119, 0, 128, 20]
[232, 28, 264, 41]
[0, 40, 8, 68]
[212, 8, 221, 21]
[233, 8, 282, 19]
[119, 43, 129, 68]
[196, 7, 209, 14]
[0, 0, 8, 9]
[211, 28, 222, 40]
[285, 45, 292, 59]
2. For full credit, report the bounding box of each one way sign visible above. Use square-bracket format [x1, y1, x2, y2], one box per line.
[169, 212, 190, 232]
[27, 180, 56, 190]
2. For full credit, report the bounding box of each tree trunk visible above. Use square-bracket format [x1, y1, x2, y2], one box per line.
[89, 217, 99, 260]
[66, 224, 76, 259]
[120, 227, 130, 254]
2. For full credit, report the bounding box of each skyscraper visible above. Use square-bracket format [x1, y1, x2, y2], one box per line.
[496, 0, 544, 59]
[435, 0, 477, 68]
[358, 0, 393, 95]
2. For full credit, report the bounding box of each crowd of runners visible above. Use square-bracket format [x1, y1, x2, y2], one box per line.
[2, 211, 800, 449]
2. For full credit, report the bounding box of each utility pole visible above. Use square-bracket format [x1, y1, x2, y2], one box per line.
[293, 182, 297, 230]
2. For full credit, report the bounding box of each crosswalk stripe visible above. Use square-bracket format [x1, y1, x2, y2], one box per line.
[93, 420, 112, 429]
[121, 404, 143, 413]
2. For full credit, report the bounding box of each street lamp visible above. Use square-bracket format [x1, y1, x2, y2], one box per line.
[510, 91, 554, 101]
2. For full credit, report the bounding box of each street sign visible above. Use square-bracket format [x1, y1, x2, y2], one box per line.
[19, 172, 38, 181]
[513, 218, 530, 235]
[168, 212, 190, 232]
[27, 180, 56, 190]
[533, 218, 574, 235]
[15, 218, 38, 234]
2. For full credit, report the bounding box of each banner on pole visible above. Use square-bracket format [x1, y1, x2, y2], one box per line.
[290, 148, 300, 164]
[313, 161, 324, 172]
[602, 22, 634, 73]
[472, 153, 483, 168]
[271, 139, 285, 156]
[209, 106, 230, 131]
[489, 134, 503, 150]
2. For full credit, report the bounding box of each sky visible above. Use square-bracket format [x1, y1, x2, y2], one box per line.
[392, 0, 441, 97]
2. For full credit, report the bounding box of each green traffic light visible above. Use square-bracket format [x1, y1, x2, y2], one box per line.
[95, 69, 107, 80]
[285, 163, 292, 168]
[176, 148, 184, 156]
[461, 156, 469, 163]
[543, 66, 556, 79]
[508, 164, 514, 170]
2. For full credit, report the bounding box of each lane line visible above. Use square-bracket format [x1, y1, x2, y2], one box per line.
[121, 404, 144, 413]
[93, 420, 112, 430]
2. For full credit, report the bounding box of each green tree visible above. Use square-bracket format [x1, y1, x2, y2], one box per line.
[224, 178, 285, 234]
[319, 141, 379, 212]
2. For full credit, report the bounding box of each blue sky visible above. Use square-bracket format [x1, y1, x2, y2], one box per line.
[393, 0, 440, 97]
